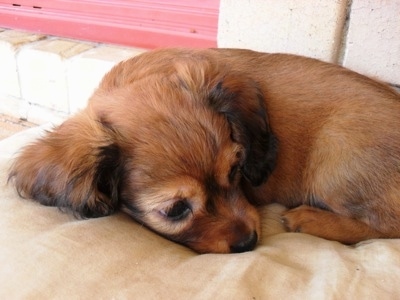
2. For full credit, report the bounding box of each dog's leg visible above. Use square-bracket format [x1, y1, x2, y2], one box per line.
[281, 205, 384, 244]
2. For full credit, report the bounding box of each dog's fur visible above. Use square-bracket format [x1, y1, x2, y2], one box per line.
[9, 48, 400, 253]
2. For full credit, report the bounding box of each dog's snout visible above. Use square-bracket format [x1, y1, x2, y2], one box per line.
[230, 231, 258, 253]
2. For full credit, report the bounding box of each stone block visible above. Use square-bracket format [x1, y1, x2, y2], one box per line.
[342, 0, 400, 85]
[0, 30, 45, 98]
[17, 38, 93, 113]
[218, 0, 349, 62]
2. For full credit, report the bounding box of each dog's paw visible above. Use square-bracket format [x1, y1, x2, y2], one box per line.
[281, 205, 326, 234]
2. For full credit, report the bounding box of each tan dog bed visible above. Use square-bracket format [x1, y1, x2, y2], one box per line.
[1, 125, 399, 298]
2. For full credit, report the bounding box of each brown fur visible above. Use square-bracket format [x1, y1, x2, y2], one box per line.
[9, 48, 400, 253]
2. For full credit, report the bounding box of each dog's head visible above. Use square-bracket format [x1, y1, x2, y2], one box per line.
[9, 49, 277, 253]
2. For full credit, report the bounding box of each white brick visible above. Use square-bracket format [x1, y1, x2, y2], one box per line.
[17, 39, 93, 114]
[67, 45, 144, 113]
[343, 1, 400, 85]
[218, 0, 348, 62]
[0, 30, 45, 98]
[25, 103, 68, 125]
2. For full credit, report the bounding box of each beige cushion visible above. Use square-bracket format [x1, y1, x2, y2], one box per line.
[1, 126, 399, 298]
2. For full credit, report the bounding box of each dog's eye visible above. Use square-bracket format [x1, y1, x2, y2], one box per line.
[160, 200, 192, 221]
[228, 164, 240, 183]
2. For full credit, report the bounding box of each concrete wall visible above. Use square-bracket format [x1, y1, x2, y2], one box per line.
[218, 0, 400, 86]
[0, 0, 399, 124]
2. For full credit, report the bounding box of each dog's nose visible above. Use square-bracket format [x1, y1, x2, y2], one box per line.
[230, 231, 258, 253]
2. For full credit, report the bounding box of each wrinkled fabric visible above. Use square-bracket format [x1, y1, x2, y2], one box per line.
[1, 126, 399, 299]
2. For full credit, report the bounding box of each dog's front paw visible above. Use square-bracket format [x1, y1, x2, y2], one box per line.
[281, 205, 326, 234]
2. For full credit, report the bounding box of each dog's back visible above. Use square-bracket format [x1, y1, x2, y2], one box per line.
[213, 48, 400, 242]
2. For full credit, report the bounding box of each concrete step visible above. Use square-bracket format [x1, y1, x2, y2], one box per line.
[0, 29, 145, 124]
[0, 113, 36, 140]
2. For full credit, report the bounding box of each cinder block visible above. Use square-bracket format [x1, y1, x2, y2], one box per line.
[342, 1, 400, 85]
[17, 38, 93, 113]
[218, 0, 348, 62]
[0, 30, 45, 98]
[67, 45, 144, 113]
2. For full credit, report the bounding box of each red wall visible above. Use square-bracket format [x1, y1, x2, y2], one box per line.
[0, 0, 219, 48]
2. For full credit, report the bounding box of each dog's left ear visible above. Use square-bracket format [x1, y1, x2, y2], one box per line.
[208, 74, 278, 186]
[9, 112, 124, 218]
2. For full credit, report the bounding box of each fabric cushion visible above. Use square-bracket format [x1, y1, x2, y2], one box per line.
[1, 126, 399, 298]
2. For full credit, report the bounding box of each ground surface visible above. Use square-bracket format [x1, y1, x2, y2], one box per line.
[0, 114, 36, 140]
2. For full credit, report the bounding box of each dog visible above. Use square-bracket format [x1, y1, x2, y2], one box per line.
[9, 48, 400, 253]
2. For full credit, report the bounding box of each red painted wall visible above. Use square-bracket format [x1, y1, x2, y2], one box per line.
[0, 0, 219, 48]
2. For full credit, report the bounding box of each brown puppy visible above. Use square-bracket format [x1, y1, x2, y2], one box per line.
[9, 48, 400, 253]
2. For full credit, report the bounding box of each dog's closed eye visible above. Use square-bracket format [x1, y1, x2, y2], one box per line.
[228, 164, 240, 184]
[159, 199, 192, 221]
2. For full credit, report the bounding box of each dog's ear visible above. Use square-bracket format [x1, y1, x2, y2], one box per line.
[208, 74, 278, 186]
[9, 112, 124, 218]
